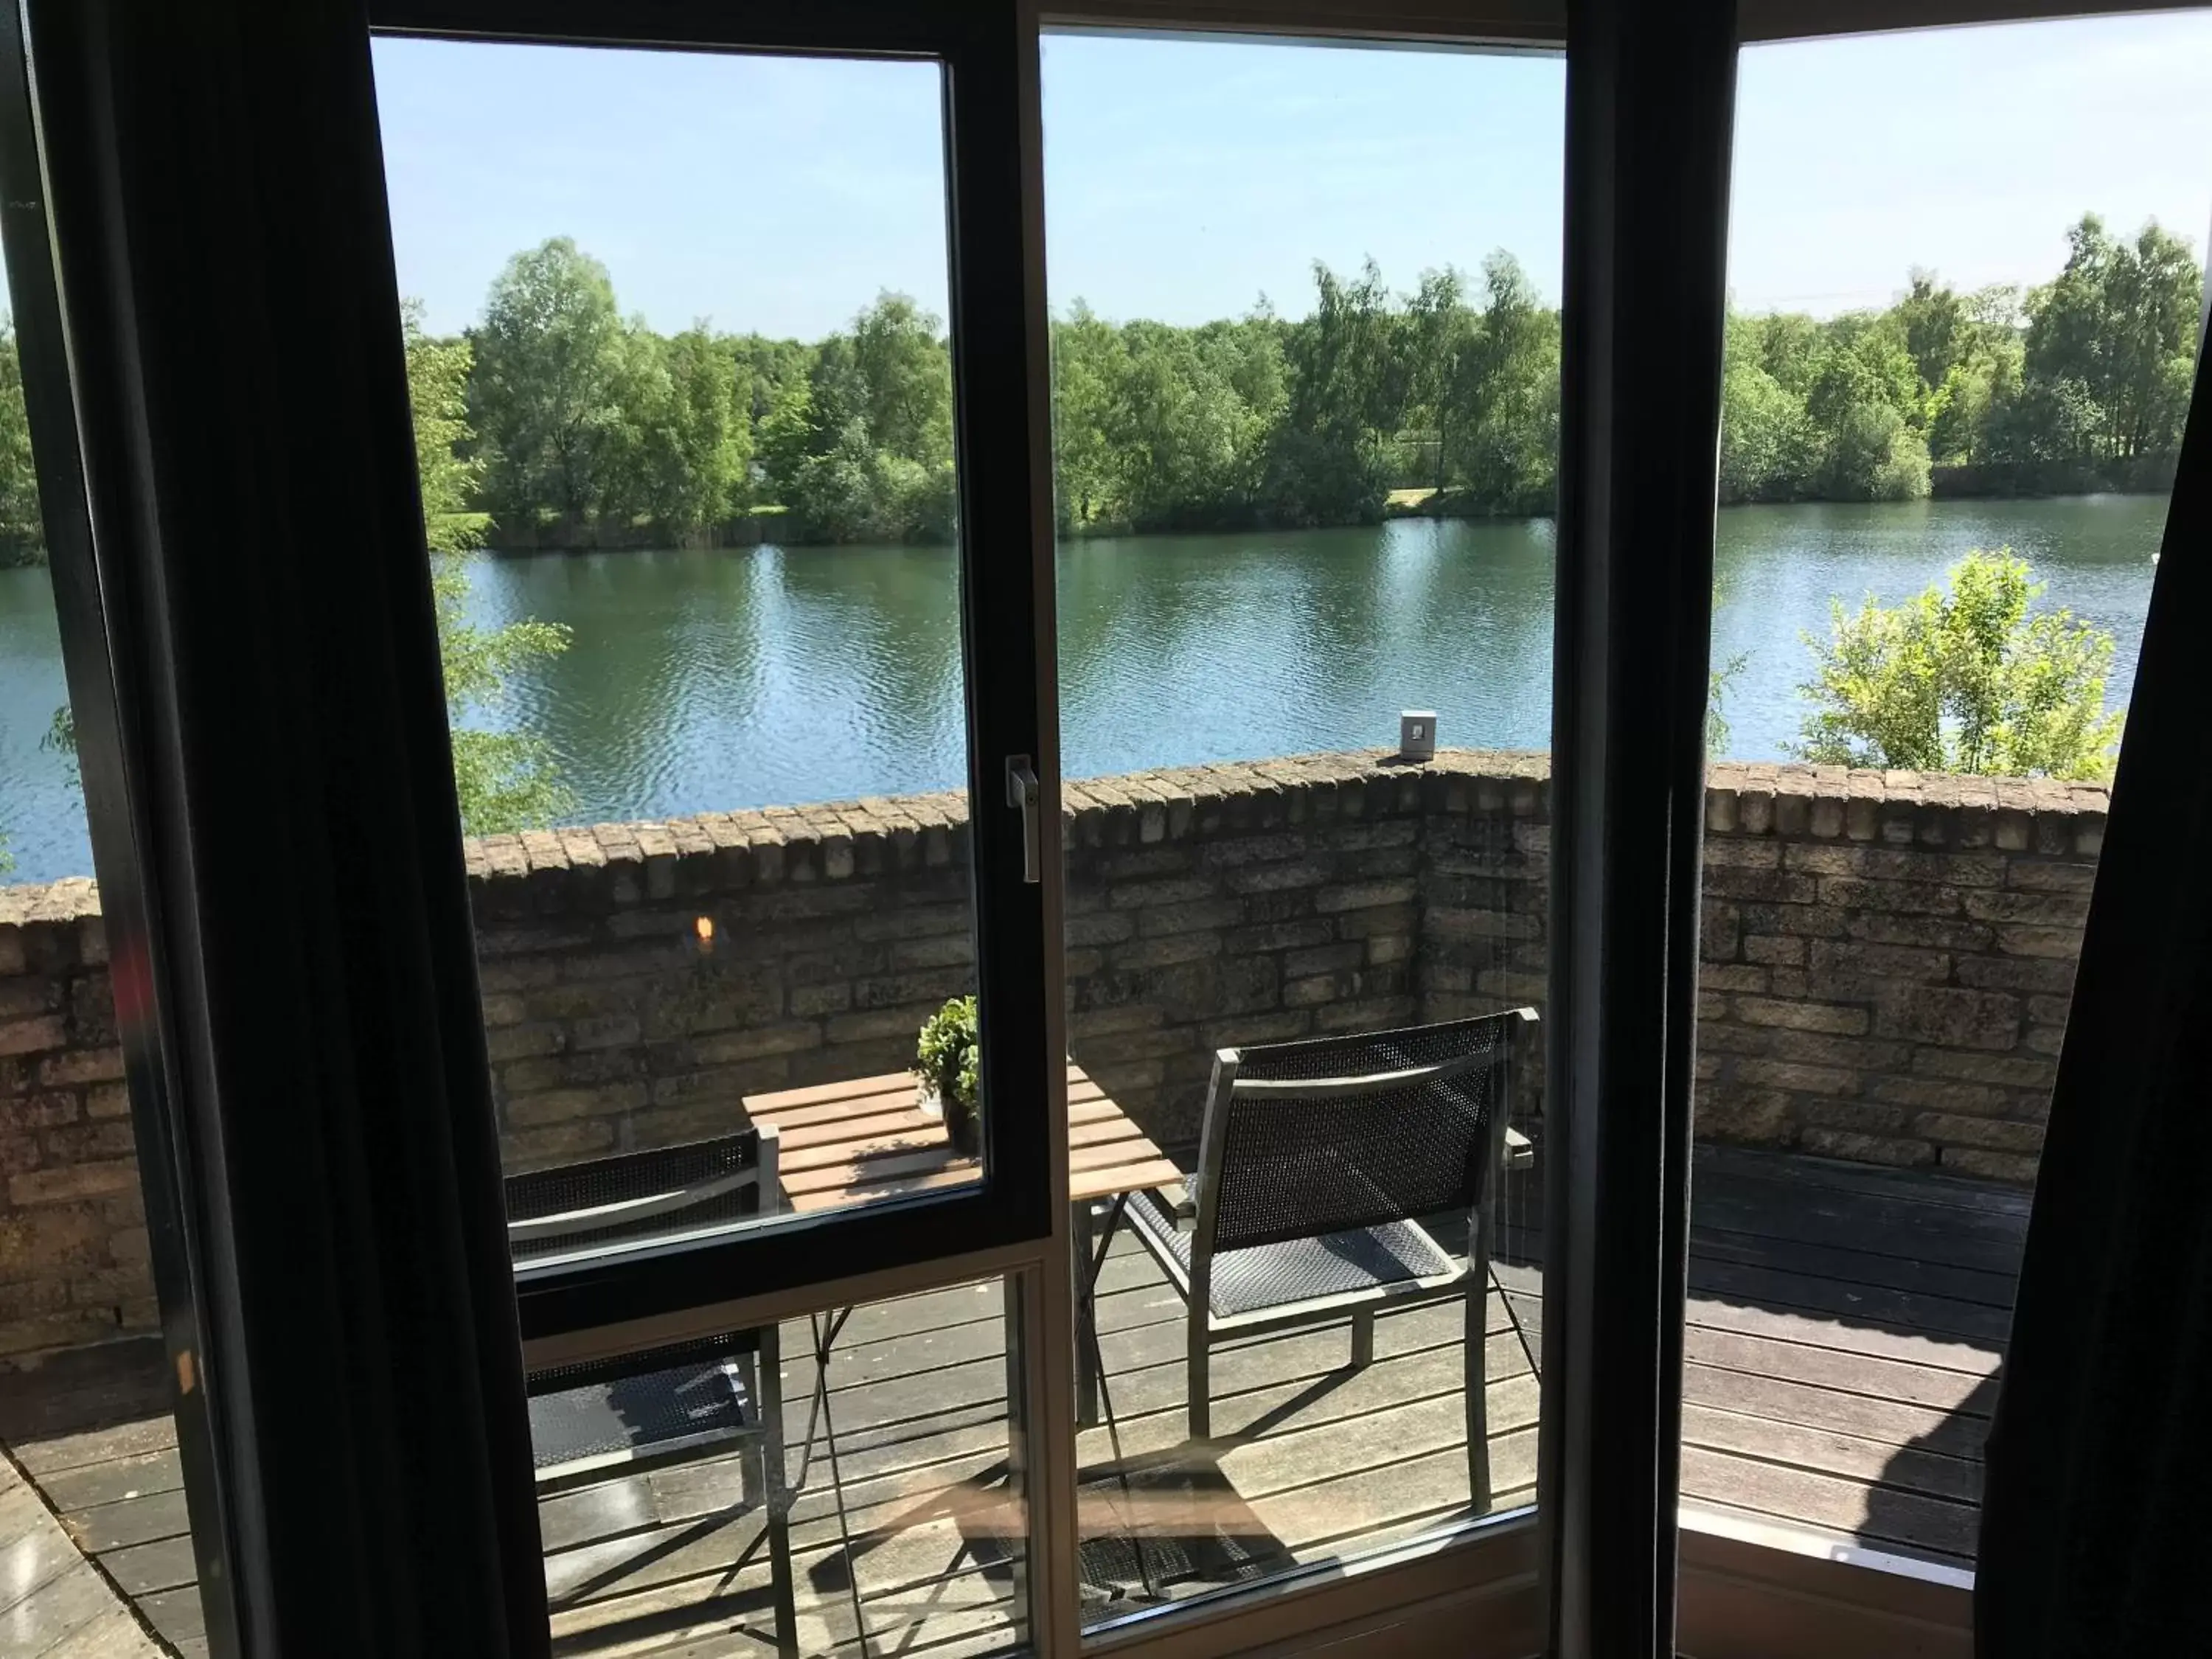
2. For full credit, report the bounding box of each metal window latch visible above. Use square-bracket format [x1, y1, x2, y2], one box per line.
[1006, 754, 1041, 885]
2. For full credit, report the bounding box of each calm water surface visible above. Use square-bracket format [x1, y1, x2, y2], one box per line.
[0, 496, 2167, 883]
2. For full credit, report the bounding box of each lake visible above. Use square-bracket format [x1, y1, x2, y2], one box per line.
[0, 495, 2168, 886]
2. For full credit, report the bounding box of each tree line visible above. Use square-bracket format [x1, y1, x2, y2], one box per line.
[0, 211, 2196, 567]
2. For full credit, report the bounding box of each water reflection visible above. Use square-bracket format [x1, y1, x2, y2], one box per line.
[0, 495, 2167, 882]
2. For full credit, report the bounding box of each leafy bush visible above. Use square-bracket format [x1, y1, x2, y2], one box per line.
[914, 995, 981, 1155]
[1795, 548, 2123, 781]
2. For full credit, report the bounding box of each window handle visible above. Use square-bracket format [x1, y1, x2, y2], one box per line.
[1006, 755, 1041, 885]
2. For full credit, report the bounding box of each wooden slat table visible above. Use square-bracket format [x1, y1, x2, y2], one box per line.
[745, 1062, 1180, 1425]
[743, 1062, 1181, 1214]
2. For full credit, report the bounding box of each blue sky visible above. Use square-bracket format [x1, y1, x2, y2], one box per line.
[368, 14, 2212, 341]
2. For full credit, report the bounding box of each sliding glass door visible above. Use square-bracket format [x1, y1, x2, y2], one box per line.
[364, 2, 1079, 1652]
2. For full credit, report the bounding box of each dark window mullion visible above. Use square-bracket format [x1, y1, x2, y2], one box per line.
[1541, 1, 1738, 1655]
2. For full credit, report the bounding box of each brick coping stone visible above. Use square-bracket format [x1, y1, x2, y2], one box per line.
[0, 751, 2109, 930]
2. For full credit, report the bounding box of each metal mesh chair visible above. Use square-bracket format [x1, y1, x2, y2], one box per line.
[1127, 1009, 1537, 1511]
[506, 1128, 796, 1655]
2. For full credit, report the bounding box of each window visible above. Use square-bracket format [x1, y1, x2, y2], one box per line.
[376, 36, 1001, 1227]
[1041, 29, 1562, 1632]
[1685, 2, 2210, 1582]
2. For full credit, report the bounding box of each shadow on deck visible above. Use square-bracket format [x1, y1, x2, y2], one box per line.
[0, 1143, 2018, 1658]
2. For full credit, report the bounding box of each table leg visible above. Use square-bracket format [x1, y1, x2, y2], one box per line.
[1001, 1273, 1032, 1646]
[1073, 1198, 1099, 1428]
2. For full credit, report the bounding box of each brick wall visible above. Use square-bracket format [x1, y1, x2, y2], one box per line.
[1696, 764, 2103, 1183]
[0, 879, 147, 1360]
[0, 751, 2104, 1357]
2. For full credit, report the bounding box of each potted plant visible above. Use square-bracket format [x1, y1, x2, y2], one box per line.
[914, 995, 982, 1158]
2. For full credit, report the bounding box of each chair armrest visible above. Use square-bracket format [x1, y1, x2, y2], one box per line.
[1503, 1126, 1534, 1171]
[1152, 1180, 1197, 1221]
[510, 1128, 782, 1245]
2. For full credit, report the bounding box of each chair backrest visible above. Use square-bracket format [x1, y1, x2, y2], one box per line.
[1194, 1009, 1534, 1255]
[504, 1126, 779, 1265]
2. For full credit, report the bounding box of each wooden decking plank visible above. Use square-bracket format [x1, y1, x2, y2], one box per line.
[1689, 1189, 2027, 1281]
[1685, 1362, 1989, 1462]
[1680, 1403, 1982, 1505]
[94, 1531, 199, 1599]
[1686, 1256, 2014, 1346]
[60, 1486, 192, 1554]
[0, 1562, 128, 1656]
[1679, 1444, 1979, 1560]
[1500, 1219, 2014, 1347]
[1672, 1221, 2026, 1310]
[11, 1417, 178, 1481]
[550, 1543, 1016, 1659]
[138, 1585, 207, 1649]
[1695, 1166, 2030, 1253]
[1699, 1144, 2032, 1219]
[1686, 1326, 1998, 1413]
[1686, 1295, 2002, 1376]
[35, 1449, 185, 1516]
[1231, 1424, 1539, 1558]
[546, 1459, 1020, 1616]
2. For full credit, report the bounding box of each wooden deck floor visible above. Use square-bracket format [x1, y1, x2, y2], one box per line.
[0, 1144, 2019, 1658]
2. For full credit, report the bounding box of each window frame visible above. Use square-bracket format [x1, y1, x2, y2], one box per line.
[366, 0, 1074, 1344]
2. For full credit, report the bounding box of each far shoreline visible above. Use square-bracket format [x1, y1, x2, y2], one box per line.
[473, 484, 2175, 559]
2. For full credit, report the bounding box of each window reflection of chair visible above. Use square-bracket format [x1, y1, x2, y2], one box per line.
[506, 1130, 796, 1656]
[1127, 1009, 1537, 1512]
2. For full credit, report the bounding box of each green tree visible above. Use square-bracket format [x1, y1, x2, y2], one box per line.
[2024, 215, 2202, 465]
[1795, 549, 2122, 781]
[766, 293, 956, 543]
[406, 305, 574, 833]
[1801, 327, 1930, 500]
[469, 237, 627, 524]
[1051, 300, 1130, 529]
[1446, 252, 1560, 514]
[1750, 310, 1828, 397]
[1262, 259, 1401, 526]
[1894, 269, 1967, 395]
[1402, 267, 1469, 492]
[599, 324, 751, 531]
[0, 326, 41, 565]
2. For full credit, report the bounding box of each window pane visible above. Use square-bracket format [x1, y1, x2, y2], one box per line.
[1043, 32, 1562, 1627]
[371, 38, 993, 1239]
[1686, 10, 2210, 1573]
[544, 1275, 1032, 1658]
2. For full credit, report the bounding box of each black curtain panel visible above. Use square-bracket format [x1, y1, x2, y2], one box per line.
[25, 2, 549, 1654]
[1977, 349, 2212, 1652]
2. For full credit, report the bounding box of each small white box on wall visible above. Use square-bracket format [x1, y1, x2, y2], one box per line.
[1399, 710, 1437, 762]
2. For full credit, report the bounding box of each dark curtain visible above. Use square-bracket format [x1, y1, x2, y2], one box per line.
[1977, 346, 2212, 1652]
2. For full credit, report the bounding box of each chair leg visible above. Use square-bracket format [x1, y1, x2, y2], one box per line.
[1467, 1208, 1493, 1514]
[759, 1322, 800, 1659]
[1350, 1308, 1375, 1369]
[1073, 1198, 1100, 1427]
[1187, 1313, 1211, 1441]
[738, 1350, 767, 1512]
